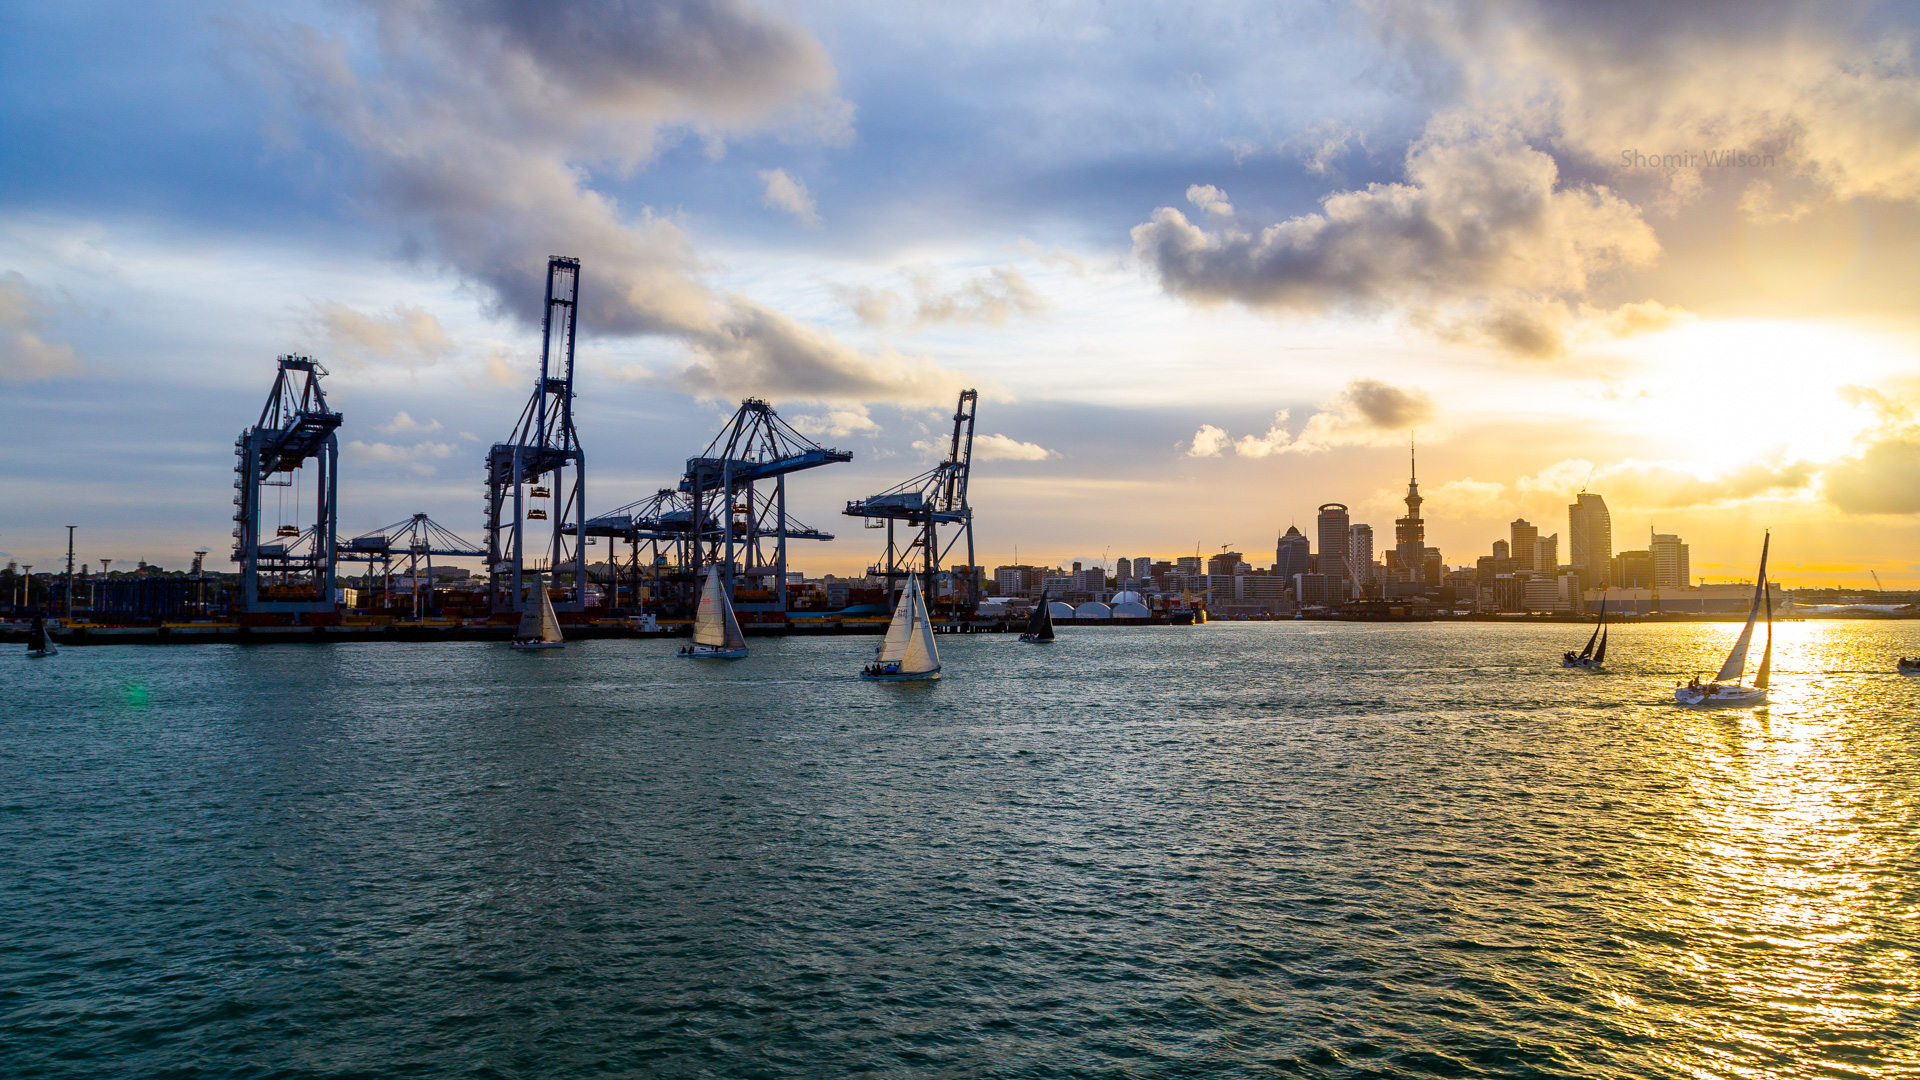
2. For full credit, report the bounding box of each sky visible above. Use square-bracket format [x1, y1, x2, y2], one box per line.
[5, 0, 1920, 587]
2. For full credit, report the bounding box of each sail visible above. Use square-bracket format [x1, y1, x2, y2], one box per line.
[692, 566, 727, 647]
[1754, 583, 1773, 689]
[899, 578, 941, 675]
[1594, 625, 1607, 664]
[516, 573, 547, 639]
[717, 579, 747, 651]
[534, 579, 563, 643]
[1579, 598, 1605, 659]
[1025, 589, 1054, 639]
[876, 577, 917, 664]
[1713, 534, 1771, 683]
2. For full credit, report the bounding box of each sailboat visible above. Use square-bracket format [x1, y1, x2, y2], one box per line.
[509, 571, 565, 650]
[1675, 533, 1771, 707]
[26, 614, 58, 657]
[680, 565, 749, 659]
[1562, 596, 1608, 668]
[862, 574, 940, 681]
[1019, 588, 1055, 643]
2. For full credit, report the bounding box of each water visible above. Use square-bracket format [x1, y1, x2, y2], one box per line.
[3, 622, 1918, 1078]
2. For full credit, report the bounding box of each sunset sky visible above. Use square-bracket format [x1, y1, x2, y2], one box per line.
[4, 0, 1920, 586]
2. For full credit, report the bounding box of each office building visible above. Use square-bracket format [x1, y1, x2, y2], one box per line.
[1132, 557, 1152, 581]
[1207, 551, 1244, 576]
[1534, 533, 1558, 574]
[1568, 492, 1611, 576]
[1349, 523, 1375, 595]
[1292, 572, 1331, 606]
[1317, 503, 1350, 595]
[1275, 526, 1310, 582]
[1610, 549, 1653, 588]
[1651, 532, 1690, 588]
[1510, 519, 1539, 572]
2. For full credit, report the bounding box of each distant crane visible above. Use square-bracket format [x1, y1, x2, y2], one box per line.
[485, 257, 585, 614]
[232, 355, 342, 615]
[1872, 570, 1885, 594]
[341, 514, 487, 619]
[844, 389, 979, 614]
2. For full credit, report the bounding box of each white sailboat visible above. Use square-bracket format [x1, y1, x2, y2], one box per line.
[862, 574, 941, 681]
[1675, 533, 1771, 707]
[509, 570, 565, 650]
[680, 565, 749, 659]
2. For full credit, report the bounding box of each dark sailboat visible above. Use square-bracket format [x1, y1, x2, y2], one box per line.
[1562, 596, 1607, 668]
[1019, 589, 1055, 643]
[26, 614, 58, 658]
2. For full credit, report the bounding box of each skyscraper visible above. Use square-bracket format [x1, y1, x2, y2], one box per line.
[1568, 492, 1611, 577]
[1510, 519, 1539, 572]
[1394, 440, 1425, 585]
[1350, 523, 1375, 596]
[1651, 531, 1691, 587]
[1275, 525, 1310, 582]
[1317, 503, 1350, 596]
[1535, 532, 1558, 572]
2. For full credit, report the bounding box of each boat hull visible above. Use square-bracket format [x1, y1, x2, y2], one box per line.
[1900, 663, 1920, 676]
[1018, 634, 1053, 643]
[1674, 685, 1767, 707]
[861, 668, 940, 682]
[680, 645, 748, 659]
[1561, 658, 1603, 669]
[509, 640, 564, 650]
[27, 648, 56, 658]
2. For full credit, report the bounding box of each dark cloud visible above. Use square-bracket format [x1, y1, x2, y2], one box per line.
[245, 0, 963, 404]
[1344, 377, 1434, 428]
[1132, 121, 1658, 356]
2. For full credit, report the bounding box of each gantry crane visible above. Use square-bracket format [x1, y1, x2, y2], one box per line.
[844, 389, 979, 615]
[340, 514, 487, 618]
[232, 355, 342, 615]
[484, 257, 586, 614]
[678, 400, 851, 624]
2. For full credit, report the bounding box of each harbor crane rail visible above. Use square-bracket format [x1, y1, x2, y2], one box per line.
[233, 355, 342, 614]
[844, 388, 979, 614]
[484, 257, 586, 614]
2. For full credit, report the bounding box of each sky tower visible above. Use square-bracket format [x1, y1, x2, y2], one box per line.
[1394, 437, 1425, 585]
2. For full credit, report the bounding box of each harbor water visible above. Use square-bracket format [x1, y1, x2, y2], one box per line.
[3, 622, 1917, 1078]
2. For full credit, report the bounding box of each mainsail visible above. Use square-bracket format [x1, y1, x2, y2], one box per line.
[692, 565, 747, 650]
[1024, 588, 1055, 640]
[899, 579, 941, 675]
[1713, 533, 1771, 684]
[1579, 597, 1606, 660]
[1754, 580, 1773, 690]
[875, 577, 917, 666]
[516, 572, 564, 643]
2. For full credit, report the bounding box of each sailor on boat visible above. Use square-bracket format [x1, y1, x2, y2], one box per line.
[1675, 533, 1771, 707]
[1898, 657, 1920, 675]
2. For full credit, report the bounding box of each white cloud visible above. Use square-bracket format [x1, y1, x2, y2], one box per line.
[759, 168, 820, 226]
[381, 411, 443, 434]
[837, 265, 1046, 331]
[1187, 423, 1230, 457]
[1185, 184, 1234, 218]
[790, 404, 879, 438]
[972, 433, 1053, 461]
[1233, 411, 1293, 458]
[0, 271, 81, 380]
[311, 301, 451, 367]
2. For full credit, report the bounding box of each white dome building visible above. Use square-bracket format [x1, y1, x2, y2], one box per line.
[1047, 601, 1076, 620]
[1073, 602, 1113, 620]
[1110, 601, 1151, 620]
[1109, 590, 1146, 606]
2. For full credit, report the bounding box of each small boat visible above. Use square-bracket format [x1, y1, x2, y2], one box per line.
[1676, 534, 1771, 707]
[1019, 588, 1055, 643]
[26, 614, 58, 657]
[679, 565, 748, 659]
[1562, 596, 1608, 668]
[1898, 658, 1920, 676]
[862, 574, 940, 681]
[509, 571, 565, 650]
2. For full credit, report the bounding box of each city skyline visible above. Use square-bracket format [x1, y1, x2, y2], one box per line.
[4, 3, 1919, 586]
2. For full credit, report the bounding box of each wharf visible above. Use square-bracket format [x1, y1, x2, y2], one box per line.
[0, 617, 1019, 646]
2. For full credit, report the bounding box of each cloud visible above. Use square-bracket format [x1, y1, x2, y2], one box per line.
[1522, 455, 1815, 508]
[0, 271, 81, 380]
[381, 411, 443, 434]
[972, 433, 1053, 461]
[1187, 423, 1230, 457]
[759, 168, 819, 226]
[789, 404, 879, 438]
[1134, 117, 1659, 357]
[312, 301, 451, 367]
[1185, 184, 1234, 218]
[1825, 436, 1920, 515]
[838, 265, 1047, 330]
[1233, 411, 1293, 458]
[1343, 377, 1435, 429]
[345, 438, 457, 476]
[1431, 477, 1510, 515]
[244, 1, 966, 405]
[1372, 0, 1920, 210]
